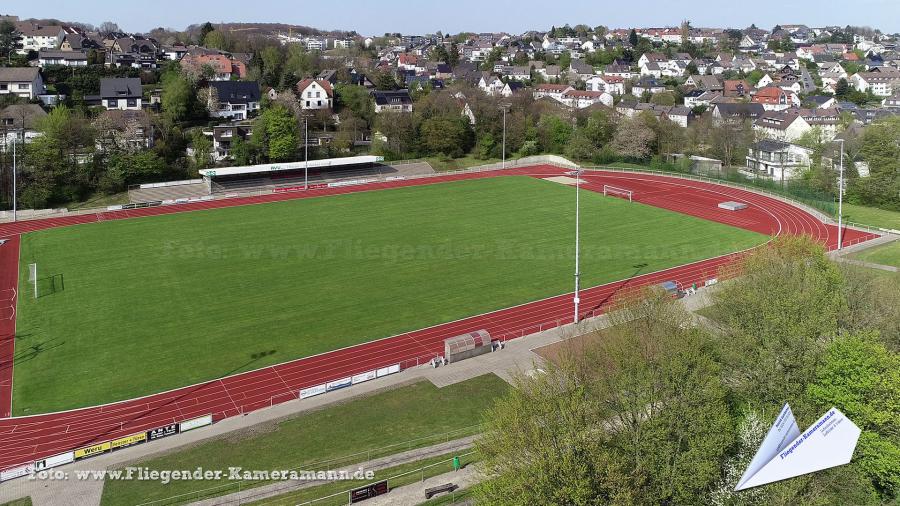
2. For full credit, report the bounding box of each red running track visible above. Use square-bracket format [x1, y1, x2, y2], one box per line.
[0, 166, 878, 472]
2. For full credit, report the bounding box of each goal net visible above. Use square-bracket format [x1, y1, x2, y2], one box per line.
[603, 185, 633, 202]
[28, 263, 37, 298]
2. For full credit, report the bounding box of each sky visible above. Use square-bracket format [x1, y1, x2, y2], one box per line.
[8, 0, 900, 35]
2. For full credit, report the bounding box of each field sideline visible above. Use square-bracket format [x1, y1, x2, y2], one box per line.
[13, 175, 765, 414]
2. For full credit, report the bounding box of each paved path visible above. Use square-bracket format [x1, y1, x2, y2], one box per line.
[371, 465, 481, 506]
[186, 436, 477, 506]
[829, 232, 899, 272]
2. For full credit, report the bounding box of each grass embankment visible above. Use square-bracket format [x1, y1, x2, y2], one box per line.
[424, 155, 500, 172]
[849, 240, 900, 269]
[99, 375, 507, 506]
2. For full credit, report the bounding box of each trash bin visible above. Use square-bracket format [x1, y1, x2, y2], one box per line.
[452, 456, 461, 471]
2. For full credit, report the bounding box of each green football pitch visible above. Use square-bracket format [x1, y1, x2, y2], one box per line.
[14, 176, 766, 414]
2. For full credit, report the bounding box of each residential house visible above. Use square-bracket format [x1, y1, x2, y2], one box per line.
[60, 33, 102, 52]
[211, 123, 253, 161]
[637, 52, 667, 68]
[207, 81, 261, 120]
[99, 77, 143, 110]
[478, 74, 505, 96]
[754, 110, 811, 141]
[603, 63, 636, 79]
[0, 104, 47, 148]
[632, 77, 666, 96]
[745, 139, 813, 179]
[805, 95, 838, 109]
[751, 86, 800, 111]
[0, 67, 45, 100]
[537, 65, 562, 80]
[568, 59, 596, 80]
[560, 90, 613, 109]
[349, 70, 376, 89]
[499, 81, 524, 97]
[373, 90, 413, 113]
[799, 108, 841, 139]
[684, 90, 723, 108]
[296, 79, 334, 110]
[684, 75, 723, 91]
[533, 84, 574, 101]
[15, 22, 64, 52]
[711, 102, 765, 123]
[585, 75, 624, 95]
[38, 49, 88, 67]
[850, 70, 900, 96]
[181, 52, 247, 81]
[723, 79, 752, 98]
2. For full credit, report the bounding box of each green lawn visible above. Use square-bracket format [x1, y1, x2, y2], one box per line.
[100, 375, 507, 506]
[0, 499, 32, 506]
[15, 176, 765, 414]
[849, 240, 900, 269]
[840, 203, 900, 231]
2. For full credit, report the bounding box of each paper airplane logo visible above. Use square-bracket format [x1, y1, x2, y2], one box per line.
[735, 403, 861, 491]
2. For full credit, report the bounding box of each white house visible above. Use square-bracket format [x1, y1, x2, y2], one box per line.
[478, 74, 505, 96]
[0, 67, 45, 100]
[754, 111, 811, 142]
[585, 75, 624, 95]
[560, 90, 613, 109]
[16, 23, 64, 52]
[38, 50, 88, 67]
[746, 139, 813, 179]
[100, 78, 143, 111]
[533, 84, 573, 101]
[850, 71, 900, 97]
[295, 79, 334, 110]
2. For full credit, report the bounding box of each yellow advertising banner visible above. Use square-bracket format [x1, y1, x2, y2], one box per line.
[74, 442, 111, 459]
[110, 433, 147, 450]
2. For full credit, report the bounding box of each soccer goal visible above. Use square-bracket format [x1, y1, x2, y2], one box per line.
[603, 185, 633, 202]
[28, 263, 38, 298]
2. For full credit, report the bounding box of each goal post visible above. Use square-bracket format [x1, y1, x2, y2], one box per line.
[28, 263, 37, 298]
[603, 185, 633, 202]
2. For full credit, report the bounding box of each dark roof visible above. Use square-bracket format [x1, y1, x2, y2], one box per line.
[0, 67, 41, 83]
[208, 81, 260, 104]
[99, 78, 142, 99]
[714, 102, 764, 118]
[752, 139, 791, 152]
[0, 104, 47, 130]
[373, 89, 412, 106]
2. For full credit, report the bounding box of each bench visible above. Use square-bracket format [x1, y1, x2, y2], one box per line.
[424, 483, 457, 499]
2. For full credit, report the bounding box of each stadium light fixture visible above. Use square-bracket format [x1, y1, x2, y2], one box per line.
[499, 103, 511, 169]
[837, 139, 844, 250]
[567, 169, 584, 323]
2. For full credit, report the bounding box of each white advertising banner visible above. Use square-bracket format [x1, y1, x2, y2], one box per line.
[34, 452, 75, 471]
[736, 405, 861, 490]
[326, 377, 352, 392]
[0, 463, 34, 482]
[179, 414, 213, 433]
[352, 370, 377, 385]
[300, 384, 327, 399]
[376, 364, 401, 378]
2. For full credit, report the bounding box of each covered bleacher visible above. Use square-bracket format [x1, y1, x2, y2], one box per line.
[197, 155, 387, 194]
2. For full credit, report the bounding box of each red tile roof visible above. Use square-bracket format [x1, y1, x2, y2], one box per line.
[296, 78, 334, 97]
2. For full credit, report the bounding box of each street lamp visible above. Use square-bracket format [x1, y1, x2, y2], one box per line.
[837, 139, 845, 250]
[301, 113, 312, 190]
[499, 103, 510, 169]
[567, 168, 583, 323]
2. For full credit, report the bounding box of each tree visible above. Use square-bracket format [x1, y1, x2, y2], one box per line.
[448, 42, 459, 67]
[334, 84, 375, 127]
[629, 28, 639, 46]
[536, 115, 572, 154]
[710, 235, 844, 405]
[808, 333, 900, 498]
[161, 70, 194, 124]
[189, 130, 213, 172]
[98, 21, 120, 34]
[429, 44, 449, 63]
[476, 290, 733, 505]
[0, 20, 21, 56]
[611, 116, 655, 160]
[855, 116, 900, 210]
[254, 104, 299, 162]
[835, 78, 850, 97]
[418, 115, 474, 157]
[374, 111, 416, 158]
[203, 30, 227, 50]
[199, 22, 215, 44]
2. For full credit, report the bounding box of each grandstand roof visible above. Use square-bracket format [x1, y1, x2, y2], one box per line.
[197, 155, 384, 179]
